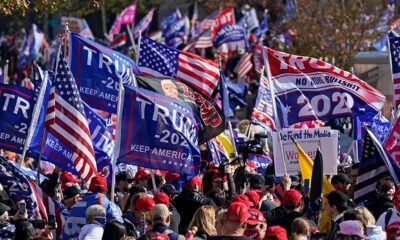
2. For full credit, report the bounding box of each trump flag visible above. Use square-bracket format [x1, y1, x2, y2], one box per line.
[118, 86, 201, 175]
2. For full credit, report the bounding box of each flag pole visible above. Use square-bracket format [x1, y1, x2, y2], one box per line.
[126, 25, 137, 53]
[387, 34, 397, 111]
[136, 30, 142, 64]
[111, 76, 125, 203]
[4, 60, 8, 84]
[36, 130, 47, 183]
[20, 68, 50, 169]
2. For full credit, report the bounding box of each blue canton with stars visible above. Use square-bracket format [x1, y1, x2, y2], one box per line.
[390, 37, 400, 74]
[55, 50, 85, 116]
[139, 36, 180, 77]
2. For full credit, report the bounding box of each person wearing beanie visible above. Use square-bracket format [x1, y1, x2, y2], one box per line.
[172, 176, 216, 234]
[149, 204, 185, 240]
[325, 190, 350, 240]
[208, 202, 250, 240]
[62, 175, 123, 239]
[62, 185, 82, 209]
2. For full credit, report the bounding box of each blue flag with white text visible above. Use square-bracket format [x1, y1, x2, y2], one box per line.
[118, 86, 201, 175]
[68, 33, 141, 113]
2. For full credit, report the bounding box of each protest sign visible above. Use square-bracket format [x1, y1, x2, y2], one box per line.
[68, 33, 141, 113]
[118, 86, 201, 175]
[272, 127, 338, 176]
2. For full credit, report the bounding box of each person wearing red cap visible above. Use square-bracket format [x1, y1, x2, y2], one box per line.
[268, 189, 304, 237]
[60, 171, 81, 191]
[155, 192, 181, 233]
[264, 226, 288, 240]
[208, 202, 250, 240]
[377, 189, 400, 230]
[172, 176, 216, 234]
[134, 168, 152, 189]
[245, 191, 261, 209]
[244, 208, 267, 240]
[123, 193, 155, 238]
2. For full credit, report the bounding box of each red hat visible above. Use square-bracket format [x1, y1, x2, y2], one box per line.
[231, 194, 252, 207]
[151, 233, 170, 240]
[394, 189, 400, 207]
[165, 172, 180, 182]
[182, 176, 202, 189]
[154, 192, 170, 207]
[282, 189, 302, 207]
[212, 172, 227, 183]
[265, 226, 287, 240]
[89, 175, 107, 193]
[61, 171, 81, 183]
[135, 196, 155, 212]
[245, 190, 260, 208]
[247, 208, 265, 225]
[134, 168, 151, 181]
[226, 202, 250, 223]
[254, 189, 263, 199]
[247, 161, 257, 169]
[387, 221, 400, 239]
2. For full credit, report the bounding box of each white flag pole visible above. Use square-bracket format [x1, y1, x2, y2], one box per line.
[4, 60, 9, 84]
[20, 68, 49, 168]
[126, 25, 137, 52]
[136, 30, 142, 64]
[111, 75, 125, 202]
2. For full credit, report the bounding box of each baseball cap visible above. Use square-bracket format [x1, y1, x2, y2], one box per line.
[63, 186, 81, 200]
[154, 192, 170, 207]
[386, 222, 400, 238]
[135, 195, 155, 212]
[265, 226, 288, 240]
[182, 176, 202, 189]
[247, 208, 265, 225]
[151, 233, 170, 240]
[231, 194, 252, 207]
[151, 203, 170, 221]
[164, 172, 180, 182]
[250, 175, 265, 189]
[160, 184, 180, 195]
[326, 190, 349, 208]
[61, 171, 81, 183]
[331, 173, 352, 184]
[337, 220, 367, 239]
[282, 189, 302, 207]
[134, 168, 151, 181]
[245, 190, 260, 208]
[226, 202, 250, 223]
[0, 202, 10, 216]
[89, 175, 107, 193]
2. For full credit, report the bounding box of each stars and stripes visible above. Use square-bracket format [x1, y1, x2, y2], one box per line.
[389, 37, 400, 108]
[45, 49, 97, 183]
[251, 75, 276, 130]
[133, 8, 155, 37]
[139, 36, 220, 97]
[234, 52, 253, 78]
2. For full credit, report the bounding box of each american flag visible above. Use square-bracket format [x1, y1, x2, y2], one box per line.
[354, 129, 400, 205]
[108, 32, 127, 49]
[133, 8, 155, 37]
[45, 49, 97, 183]
[139, 36, 220, 97]
[234, 52, 253, 78]
[251, 75, 275, 130]
[389, 37, 400, 109]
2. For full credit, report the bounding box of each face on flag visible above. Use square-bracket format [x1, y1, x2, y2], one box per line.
[45, 49, 97, 183]
[118, 86, 201, 175]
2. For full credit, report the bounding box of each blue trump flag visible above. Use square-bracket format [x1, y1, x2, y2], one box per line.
[214, 24, 247, 49]
[219, 71, 234, 118]
[43, 102, 114, 179]
[68, 33, 141, 113]
[118, 86, 201, 175]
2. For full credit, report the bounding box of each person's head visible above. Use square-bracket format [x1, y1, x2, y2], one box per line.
[291, 217, 310, 238]
[354, 206, 375, 225]
[264, 176, 276, 194]
[223, 202, 250, 236]
[335, 220, 367, 240]
[250, 174, 265, 191]
[116, 172, 134, 193]
[264, 226, 288, 240]
[161, 79, 179, 99]
[282, 189, 303, 212]
[325, 190, 349, 218]
[102, 221, 127, 240]
[331, 173, 352, 193]
[160, 184, 180, 201]
[188, 205, 217, 236]
[343, 209, 367, 233]
[15, 221, 37, 240]
[134, 195, 155, 220]
[154, 192, 170, 207]
[147, 174, 166, 192]
[151, 204, 171, 226]
[134, 168, 151, 188]
[245, 190, 261, 209]
[182, 176, 202, 192]
[376, 177, 395, 200]
[386, 221, 400, 239]
[89, 175, 107, 193]
[60, 171, 81, 191]
[244, 208, 267, 240]
[63, 186, 81, 209]
[212, 173, 228, 191]
[216, 209, 227, 235]
[0, 202, 10, 224]
[86, 204, 106, 225]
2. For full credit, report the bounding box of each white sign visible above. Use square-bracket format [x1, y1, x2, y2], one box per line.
[272, 127, 338, 177]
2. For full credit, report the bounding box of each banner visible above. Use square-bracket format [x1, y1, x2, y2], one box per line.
[163, 16, 186, 48]
[137, 76, 225, 143]
[363, 112, 390, 143]
[264, 47, 386, 126]
[272, 127, 338, 176]
[213, 24, 247, 48]
[251, 75, 275, 130]
[61, 16, 94, 39]
[211, 7, 235, 38]
[385, 110, 400, 165]
[237, 8, 259, 32]
[118, 86, 201, 175]
[68, 33, 141, 113]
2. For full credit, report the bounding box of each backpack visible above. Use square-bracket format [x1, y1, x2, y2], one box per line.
[385, 208, 394, 228]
